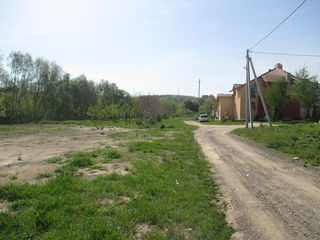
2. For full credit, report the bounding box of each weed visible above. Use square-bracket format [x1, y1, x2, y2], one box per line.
[47, 157, 63, 164]
[107, 149, 122, 159]
[9, 175, 18, 180]
[70, 156, 93, 167]
[17, 152, 22, 161]
[35, 172, 53, 179]
[89, 165, 105, 170]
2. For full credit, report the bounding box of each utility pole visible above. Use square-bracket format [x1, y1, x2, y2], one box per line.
[245, 56, 248, 128]
[249, 58, 272, 127]
[246, 49, 253, 129]
[198, 79, 201, 99]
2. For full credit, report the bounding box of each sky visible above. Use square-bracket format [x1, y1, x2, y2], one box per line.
[0, 0, 319, 97]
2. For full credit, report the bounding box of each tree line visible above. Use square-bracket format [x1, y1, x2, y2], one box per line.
[0, 51, 215, 124]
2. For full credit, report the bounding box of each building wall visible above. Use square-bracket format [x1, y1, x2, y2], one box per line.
[217, 97, 235, 120]
[234, 87, 245, 120]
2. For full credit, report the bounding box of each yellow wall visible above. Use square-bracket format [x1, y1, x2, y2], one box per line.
[234, 87, 245, 120]
[217, 97, 235, 120]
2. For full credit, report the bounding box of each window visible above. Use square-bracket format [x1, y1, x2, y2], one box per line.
[251, 101, 256, 111]
[250, 83, 256, 98]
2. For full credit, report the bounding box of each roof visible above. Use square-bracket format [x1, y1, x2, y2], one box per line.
[260, 68, 296, 83]
[217, 93, 233, 97]
[230, 65, 298, 92]
[229, 84, 242, 92]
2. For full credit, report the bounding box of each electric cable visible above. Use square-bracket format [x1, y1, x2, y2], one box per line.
[249, 0, 308, 50]
[250, 51, 320, 58]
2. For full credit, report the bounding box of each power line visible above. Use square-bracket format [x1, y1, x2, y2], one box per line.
[249, 0, 308, 50]
[250, 51, 320, 58]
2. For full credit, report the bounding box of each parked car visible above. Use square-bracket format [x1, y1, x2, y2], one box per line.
[199, 114, 209, 122]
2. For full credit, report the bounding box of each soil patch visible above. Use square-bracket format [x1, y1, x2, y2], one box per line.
[0, 124, 130, 184]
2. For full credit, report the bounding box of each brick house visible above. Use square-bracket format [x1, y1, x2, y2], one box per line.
[214, 63, 302, 120]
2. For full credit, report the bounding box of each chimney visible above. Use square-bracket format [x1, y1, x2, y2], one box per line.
[274, 63, 283, 69]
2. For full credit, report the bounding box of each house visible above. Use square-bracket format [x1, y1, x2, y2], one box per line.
[215, 63, 302, 121]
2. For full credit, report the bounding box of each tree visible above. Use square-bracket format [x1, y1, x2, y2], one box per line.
[184, 100, 199, 112]
[264, 78, 288, 121]
[199, 95, 216, 116]
[290, 66, 319, 119]
[69, 75, 97, 119]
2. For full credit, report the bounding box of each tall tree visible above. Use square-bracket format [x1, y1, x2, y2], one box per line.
[290, 66, 319, 119]
[69, 75, 97, 119]
[199, 95, 216, 116]
[265, 78, 288, 121]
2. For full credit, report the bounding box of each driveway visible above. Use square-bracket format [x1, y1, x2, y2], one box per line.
[186, 121, 320, 240]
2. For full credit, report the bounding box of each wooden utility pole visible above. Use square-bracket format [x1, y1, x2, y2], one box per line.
[246, 49, 253, 129]
[249, 58, 272, 126]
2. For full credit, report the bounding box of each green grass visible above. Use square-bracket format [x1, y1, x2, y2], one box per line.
[107, 149, 122, 159]
[203, 120, 246, 125]
[0, 126, 40, 135]
[35, 172, 53, 179]
[0, 119, 233, 239]
[38, 119, 160, 129]
[53, 148, 120, 175]
[233, 123, 320, 166]
[9, 176, 17, 181]
[47, 157, 63, 164]
[109, 128, 169, 140]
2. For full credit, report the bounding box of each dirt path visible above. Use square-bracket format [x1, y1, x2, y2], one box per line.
[186, 121, 320, 240]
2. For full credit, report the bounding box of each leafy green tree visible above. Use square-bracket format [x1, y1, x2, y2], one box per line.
[69, 75, 97, 119]
[265, 78, 288, 121]
[97, 80, 128, 106]
[184, 100, 199, 112]
[199, 95, 216, 116]
[290, 66, 319, 119]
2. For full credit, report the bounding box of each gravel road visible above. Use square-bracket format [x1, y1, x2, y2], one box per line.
[186, 121, 320, 240]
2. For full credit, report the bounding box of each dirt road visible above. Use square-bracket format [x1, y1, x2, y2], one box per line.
[186, 121, 320, 240]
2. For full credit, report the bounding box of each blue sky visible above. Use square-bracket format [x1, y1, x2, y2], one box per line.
[1, 0, 319, 96]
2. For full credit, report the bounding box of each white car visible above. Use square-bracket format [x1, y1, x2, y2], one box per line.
[199, 114, 209, 122]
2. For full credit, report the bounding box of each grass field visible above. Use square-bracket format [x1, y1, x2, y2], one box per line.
[233, 123, 320, 166]
[202, 120, 245, 125]
[38, 119, 156, 129]
[0, 119, 233, 240]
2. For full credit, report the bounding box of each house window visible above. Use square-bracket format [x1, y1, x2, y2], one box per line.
[250, 83, 256, 98]
[251, 102, 256, 111]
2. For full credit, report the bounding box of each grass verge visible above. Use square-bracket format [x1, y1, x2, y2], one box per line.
[233, 123, 320, 166]
[0, 119, 233, 239]
[203, 120, 245, 125]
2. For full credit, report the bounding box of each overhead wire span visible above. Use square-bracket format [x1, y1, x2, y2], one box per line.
[249, 0, 308, 50]
[250, 51, 320, 58]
